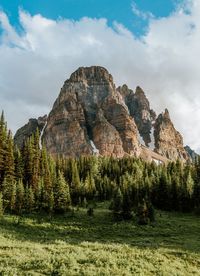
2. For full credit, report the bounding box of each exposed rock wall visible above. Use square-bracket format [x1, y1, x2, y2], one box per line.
[118, 85, 156, 148]
[43, 66, 140, 158]
[14, 115, 47, 148]
[154, 109, 189, 161]
[14, 66, 190, 162]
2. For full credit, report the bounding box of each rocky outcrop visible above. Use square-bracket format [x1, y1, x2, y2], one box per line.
[14, 66, 191, 162]
[184, 146, 199, 161]
[154, 109, 189, 161]
[43, 66, 140, 158]
[118, 85, 156, 148]
[14, 115, 47, 148]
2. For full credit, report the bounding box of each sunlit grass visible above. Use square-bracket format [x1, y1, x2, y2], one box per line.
[0, 202, 200, 275]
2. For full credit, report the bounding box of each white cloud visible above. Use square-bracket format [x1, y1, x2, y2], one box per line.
[0, 1, 200, 151]
[131, 2, 154, 20]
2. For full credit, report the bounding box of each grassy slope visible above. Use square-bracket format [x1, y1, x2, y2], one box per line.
[0, 202, 200, 275]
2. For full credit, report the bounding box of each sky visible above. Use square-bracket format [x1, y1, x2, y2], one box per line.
[0, 0, 200, 151]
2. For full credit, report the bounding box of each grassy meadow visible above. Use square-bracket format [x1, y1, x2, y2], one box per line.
[0, 202, 200, 275]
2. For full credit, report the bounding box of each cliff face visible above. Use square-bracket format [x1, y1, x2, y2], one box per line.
[154, 109, 189, 161]
[14, 66, 190, 162]
[184, 146, 199, 161]
[43, 66, 140, 158]
[118, 85, 156, 148]
[14, 115, 47, 148]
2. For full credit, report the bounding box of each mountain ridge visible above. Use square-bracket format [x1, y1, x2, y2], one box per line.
[14, 66, 190, 162]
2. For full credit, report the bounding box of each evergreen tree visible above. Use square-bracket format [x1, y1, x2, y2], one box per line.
[137, 199, 149, 225]
[4, 130, 15, 182]
[0, 111, 7, 186]
[40, 146, 53, 212]
[121, 190, 132, 220]
[84, 172, 96, 200]
[25, 186, 35, 213]
[71, 161, 81, 204]
[54, 171, 71, 213]
[112, 188, 123, 219]
[155, 170, 169, 210]
[2, 177, 15, 212]
[0, 192, 3, 216]
[14, 148, 23, 181]
[16, 179, 25, 215]
[10, 181, 16, 213]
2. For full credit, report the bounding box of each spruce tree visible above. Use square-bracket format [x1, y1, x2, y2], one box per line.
[0, 192, 3, 216]
[0, 111, 7, 186]
[4, 130, 15, 182]
[25, 186, 35, 213]
[112, 188, 123, 219]
[84, 172, 96, 200]
[137, 199, 149, 225]
[54, 171, 71, 213]
[10, 181, 16, 213]
[71, 161, 81, 204]
[16, 179, 25, 215]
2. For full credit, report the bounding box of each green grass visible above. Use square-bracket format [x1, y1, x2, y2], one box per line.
[0, 202, 200, 275]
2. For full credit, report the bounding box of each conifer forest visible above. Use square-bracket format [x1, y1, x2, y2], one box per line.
[0, 111, 200, 219]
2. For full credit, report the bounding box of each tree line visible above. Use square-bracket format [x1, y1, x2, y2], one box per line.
[0, 111, 200, 219]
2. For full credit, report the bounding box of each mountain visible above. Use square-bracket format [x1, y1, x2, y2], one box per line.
[118, 85, 156, 147]
[184, 145, 199, 161]
[154, 109, 189, 161]
[14, 115, 47, 148]
[43, 66, 140, 158]
[14, 66, 189, 162]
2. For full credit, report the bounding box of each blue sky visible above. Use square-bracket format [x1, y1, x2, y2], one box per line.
[0, 0, 178, 35]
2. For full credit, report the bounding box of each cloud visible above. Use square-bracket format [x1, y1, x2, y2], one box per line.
[0, 1, 200, 151]
[131, 2, 154, 21]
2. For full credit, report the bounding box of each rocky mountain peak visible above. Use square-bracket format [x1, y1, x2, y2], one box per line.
[120, 85, 156, 147]
[68, 66, 114, 85]
[154, 109, 189, 161]
[14, 115, 47, 148]
[43, 66, 140, 158]
[14, 66, 191, 163]
[163, 108, 170, 120]
[184, 145, 199, 161]
[135, 86, 145, 96]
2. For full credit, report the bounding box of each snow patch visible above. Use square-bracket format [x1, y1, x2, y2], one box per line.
[39, 121, 47, 149]
[148, 126, 155, 150]
[152, 158, 163, 165]
[90, 140, 99, 155]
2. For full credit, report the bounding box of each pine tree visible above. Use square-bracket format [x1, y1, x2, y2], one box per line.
[4, 130, 15, 183]
[0, 192, 3, 216]
[22, 136, 34, 186]
[155, 170, 169, 210]
[71, 161, 81, 204]
[170, 175, 179, 211]
[54, 171, 71, 213]
[10, 181, 16, 213]
[193, 157, 200, 212]
[137, 199, 149, 225]
[112, 188, 123, 219]
[25, 186, 35, 213]
[2, 177, 16, 212]
[84, 172, 96, 200]
[122, 190, 132, 220]
[31, 129, 41, 191]
[0, 111, 7, 186]
[16, 179, 25, 215]
[40, 146, 53, 212]
[14, 148, 23, 181]
[49, 190, 54, 215]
